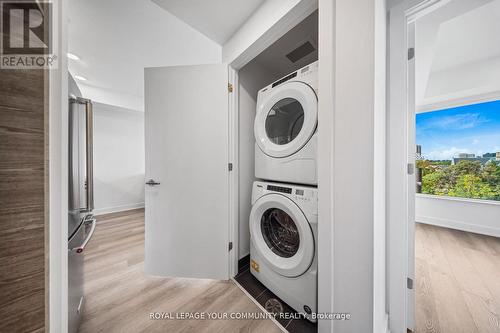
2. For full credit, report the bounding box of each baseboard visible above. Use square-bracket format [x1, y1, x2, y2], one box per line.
[416, 215, 500, 238]
[94, 202, 145, 216]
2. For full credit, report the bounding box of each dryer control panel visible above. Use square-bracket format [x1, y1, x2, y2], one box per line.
[258, 60, 318, 96]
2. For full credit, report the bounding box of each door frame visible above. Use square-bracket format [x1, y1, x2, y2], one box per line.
[387, 0, 445, 331]
[228, 67, 239, 278]
[49, 0, 69, 331]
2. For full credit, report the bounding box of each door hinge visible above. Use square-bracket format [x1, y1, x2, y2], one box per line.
[228, 163, 233, 171]
[228, 242, 233, 251]
[407, 277, 414, 290]
[408, 47, 415, 60]
[407, 163, 414, 175]
[228, 83, 233, 93]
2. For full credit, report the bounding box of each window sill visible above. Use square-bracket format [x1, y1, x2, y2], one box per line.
[416, 193, 500, 206]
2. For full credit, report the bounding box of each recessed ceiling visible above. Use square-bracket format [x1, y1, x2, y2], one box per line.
[416, 0, 500, 108]
[430, 0, 500, 72]
[151, 0, 265, 44]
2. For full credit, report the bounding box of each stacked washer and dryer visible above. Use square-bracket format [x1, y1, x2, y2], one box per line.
[249, 61, 318, 322]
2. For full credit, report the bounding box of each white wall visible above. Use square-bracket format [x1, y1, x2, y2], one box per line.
[237, 61, 275, 260]
[68, 0, 222, 111]
[92, 102, 145, 215]
[416, 194, 500, 237]
[374, 0, 388, 330]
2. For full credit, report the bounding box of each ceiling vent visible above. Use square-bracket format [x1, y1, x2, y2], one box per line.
[285, 41, 316, 63]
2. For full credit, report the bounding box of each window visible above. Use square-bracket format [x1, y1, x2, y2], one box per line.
[416, 100, 500, 201]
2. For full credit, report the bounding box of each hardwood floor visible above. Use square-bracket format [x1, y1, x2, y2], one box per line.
[80, 209, 281, 333]
[415, 223, 500, 333]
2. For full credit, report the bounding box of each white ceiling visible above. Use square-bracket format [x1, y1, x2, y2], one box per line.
[151, 0, 265, 44]
[68, 0, 221, 110]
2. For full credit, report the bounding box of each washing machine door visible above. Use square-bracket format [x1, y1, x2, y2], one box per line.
[250, 193, 315, 277]
[254, 81, 317, 158]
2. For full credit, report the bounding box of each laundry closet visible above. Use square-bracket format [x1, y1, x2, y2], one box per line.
[234, 10, 319, 331]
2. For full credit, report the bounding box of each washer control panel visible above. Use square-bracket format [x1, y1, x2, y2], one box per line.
[266, 184, 292, 194]
[253, 181, 318, 222]
[254, 181, 317, 203]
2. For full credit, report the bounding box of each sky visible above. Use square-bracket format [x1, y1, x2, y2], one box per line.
[416, 100, 500, 160]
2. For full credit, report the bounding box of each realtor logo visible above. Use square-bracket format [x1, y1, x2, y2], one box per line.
[1, 1, 57, 68]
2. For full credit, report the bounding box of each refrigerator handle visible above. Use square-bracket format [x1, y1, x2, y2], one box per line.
[70, 96, 94, 213]
[69, 217, 97, 254]
[85, 99, 94, 212]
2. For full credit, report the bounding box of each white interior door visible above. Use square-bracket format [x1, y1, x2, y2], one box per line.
[144, 64, 230, 280]
[406, 21, 416, 331]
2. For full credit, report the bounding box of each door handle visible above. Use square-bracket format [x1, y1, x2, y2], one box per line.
[85, 99, 94, 212]
[69, 216, 96, 254]
[70, 96, 94, 213]
[146, 179, 161, 186]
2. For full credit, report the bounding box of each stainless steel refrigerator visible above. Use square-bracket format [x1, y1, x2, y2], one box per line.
[68, 75, 96, 333]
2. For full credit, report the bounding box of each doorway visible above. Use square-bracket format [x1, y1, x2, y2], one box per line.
[390, 0, 500, 331]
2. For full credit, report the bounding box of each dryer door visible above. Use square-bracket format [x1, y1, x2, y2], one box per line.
[254, 81, 317, 158]
[250, 193, 315, 277]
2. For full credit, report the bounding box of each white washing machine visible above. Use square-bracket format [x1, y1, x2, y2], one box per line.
[254, 61, 318, 185]
[249, 181, 317, 322]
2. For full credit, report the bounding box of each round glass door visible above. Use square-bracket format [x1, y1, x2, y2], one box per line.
[265, 98, 304, 146]
[255, 81, 317, 158]
[249, 193, 315, 277]
[261, 208, 300, 258]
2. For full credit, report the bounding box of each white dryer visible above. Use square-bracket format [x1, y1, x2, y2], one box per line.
[254, 61, 318, 185]
[249, 181, 317, 322]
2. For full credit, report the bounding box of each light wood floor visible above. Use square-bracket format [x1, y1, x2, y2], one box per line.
[80, 209, 281, 333]
[415, 223, 500, 333]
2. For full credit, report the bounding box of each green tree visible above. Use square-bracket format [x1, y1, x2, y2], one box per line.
[453, 160, 481, 176]
[422, 171, 448, 195]
[418, 158, 500, 201]
[448, 174, 496, 199]
[416, 159, 431, 172]
[481, 161, 500, 200]
[482, 160, 500, 184]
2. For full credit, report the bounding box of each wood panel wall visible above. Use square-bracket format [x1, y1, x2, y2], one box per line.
[0, 26, 48, 333]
